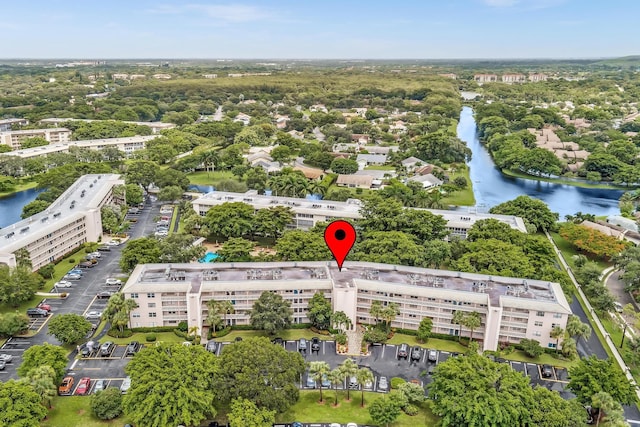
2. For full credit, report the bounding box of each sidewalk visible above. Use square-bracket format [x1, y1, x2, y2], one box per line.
[545, 231, 640, 400]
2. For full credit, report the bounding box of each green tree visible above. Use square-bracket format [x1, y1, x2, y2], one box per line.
[126, 160, 158, 192]
[0, 380, 47, 427]
[154, 168, 190, 190]
[125, 183, 144, 206]
[157, 185, 183, 202]
[309, 361, 331, 403]
[214, 337, 305, 412]
[423, 239, 452, 268]
[352, 231, 427, 267]
[21, 199, 50, 219]
[428, 352, 535, 427]
[25, 365, 57, 408]
[356, 367, 374, 407]
[489, 195, 559, 232]
[416, 317, 433, 343]
[20, 137, 49, 149]
[566, 315, 591, 340]
[328, 368, 343, 406]
[270, 145, 293, 164]
[307, 291, 332, 330]
[550, 326, 565, 354]
[568, 355, 636, 405]
[123, 343, 218, 427]
[331, 310, 352, 333]
[217, 237, 255, 262]
[119, 238, 161, 272]
[91, 387, 123, 420]
[529, 386, 589, 427]
[397, 381, 425, 405]
[368, 396, 402, 427]
[253, 206, 294, 238]
[157, 233, 206, 263]
[330, 158, 359, 174]
[518, 147, 563, 176]
[454, 238, 535, 278]
[519, 338, 544, 358]
[228, 398, 276, 427]
[0, 312, 30, 337]
[452, 310, 465, 340]
[250, 291, 293, 335]
[103, 293, 139, 333]
[0, 265, 44, 307]
[205, 202, 255, 239]
[461, 311, 481, 342]
[47, 313, 93, 345]
[275, 229, 332, 261]
[37, 263, 55, 280]
[591, 391, 626, 427]
[101, 205, 121, 234]
[340, 358, 359, 401]
[18, 343, 69, 383]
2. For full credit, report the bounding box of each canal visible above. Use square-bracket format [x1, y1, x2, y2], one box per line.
[0, 187, 42, 228]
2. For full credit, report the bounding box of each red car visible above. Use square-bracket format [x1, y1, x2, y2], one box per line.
[37, 303, 51, 312]
[75, 377, 91, 395]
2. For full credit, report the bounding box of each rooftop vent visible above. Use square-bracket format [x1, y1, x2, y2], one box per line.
[5, 232, 15, 238]
[20, 227, 29, 233]
[41, 216, 48, 222]
[53, 212, 61, 218]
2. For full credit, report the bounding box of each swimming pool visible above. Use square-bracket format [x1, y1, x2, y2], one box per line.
[199, 252, 219, 263]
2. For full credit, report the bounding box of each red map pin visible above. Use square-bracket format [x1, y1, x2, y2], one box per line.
[324, 220, 357, 271]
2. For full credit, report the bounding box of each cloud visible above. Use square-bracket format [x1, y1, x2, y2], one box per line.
[482, 0, 520, 6]
[187, 3, 272, 23]
[482, 0, 565, 9]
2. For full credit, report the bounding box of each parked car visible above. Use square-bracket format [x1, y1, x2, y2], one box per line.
[75, 377, 91, 395]
[271, 337, 283, 346]
[411, 346, 422, 361]
[154, 231, 168, 237]
[88, 252, 101, 258]
[120, 376, 131, 394]
[77, 261, 94, 269]
[68, 269, 83, 275]
[106, 240, 121, 246]
[85, 311, 102, 320]
[96, 291, 114, 299]
[27, 308, 48, 318]
[541, 364, 553, 378]
[378, 376, 389, 391]
[363, 378, 373, 390]
[311, 337, 320, 353]
[93, 379, 105, 393]
[205, 341, 218, 353]
[306, 373, 316, 388]
[299, 338, 307, 352]
[37, 303, 52, 312]
[105, 278, 122, 286]
[614, 302, 624, 313]
[428, 349, 437, 362]
[54, 280, 72, 288]
[349, 376, 359, 390]
[64, 273, 82, 280]
[125, 341, 140, 356]
[100, 341, 115, 357]
[97, 246, 111, 252]
[81, 341, 97, 357]
[321, 374, 331, 388]
[347, 423, 359, 427]
[58, 376, 74, 395]
[398, 343, 409, 360]
[0, 359, 5, 370]
[0, 354, 13, 363]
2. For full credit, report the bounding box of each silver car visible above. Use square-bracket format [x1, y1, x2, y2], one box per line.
[93, 379, 105, 393]
[120, 376, 131, 394]
[378, 376, 389, 391]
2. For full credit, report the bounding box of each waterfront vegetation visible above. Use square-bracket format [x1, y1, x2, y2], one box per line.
[501, 168, 632, 190]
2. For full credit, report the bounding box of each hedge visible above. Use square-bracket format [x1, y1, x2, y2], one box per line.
[107, 328, 133, 338]
[131, 326, 176, 333]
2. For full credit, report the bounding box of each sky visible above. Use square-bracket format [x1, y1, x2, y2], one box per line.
[2, 0, 639, 59]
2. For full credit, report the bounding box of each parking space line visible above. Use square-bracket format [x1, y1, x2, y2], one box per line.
[33, 316, 51, 334]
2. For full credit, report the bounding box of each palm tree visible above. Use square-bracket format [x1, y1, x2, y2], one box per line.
[340, 358, 358, 401]
[189, 325, 200, 344]
[331, 311, 351, 333]
[591, 391, 625, 427]
[26, 365, 57, 408]
[309, 361, 330, 403]
[566, 315, 591, 341]
[380, 303, 400, 333]
[550, 326, 564, 354]
[206, 300, 223, 335]
[370, 301, 383, 327]
[461, 312, 481, 342]
[307, 181, 327, 197]
[104, 293, 139, 333]
[427, 191, 445, 209]
[328, 368, 343, 406]
[452, 310, 465, 341]
[199, 150, 219, 177]
[218, 300, 235, 327]
[356, 367, 374, 407]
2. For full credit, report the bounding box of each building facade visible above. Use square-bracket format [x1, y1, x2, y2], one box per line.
[0, 118, 29, 132]
[0, 128, 71, 150]
[122, 261, 572, 352]
[38, 118, 176, 134]
[0, 174, 124, 271]
[1, 135, 158, 159]
[191, 191, 528, 238]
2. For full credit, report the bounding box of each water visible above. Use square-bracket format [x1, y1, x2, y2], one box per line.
[0, 187, 42, 228]
[189, 184, 216, 193]
[459, 106, 622, 218]
[199, 252, 219, 263]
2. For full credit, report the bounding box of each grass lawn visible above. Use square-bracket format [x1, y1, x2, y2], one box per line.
[107, 331, 186, 346]
[501, 168, 633, 190]
[504, 350, 577, 369]
[168, 207, 178, 235]
[442, 165, 475, 206]
[187, 170, 237, 186]
[550, 231, 612, 271]
[276, 391, 438, 426]
[214, 328, 335, 342]
[0, 178, 38, 197]
[387, 334, 467, 353]
[364, 165, 396, 171]
[42, 396, 133, 427]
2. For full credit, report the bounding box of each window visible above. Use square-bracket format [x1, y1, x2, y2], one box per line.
[131, 293, 138, 299]
[536, 311, 545, 317]
[149, 312, 157, 318]
[553, 313, 562, 319]
[148, 303, 156, 308]
[132, 313, 140, 318]
[534, 321, 543, 327]
[548, 342, 557, 349]
[551, 323, 559, 328]
[147, 293, 155, 298]
[533, 331, 541, 337]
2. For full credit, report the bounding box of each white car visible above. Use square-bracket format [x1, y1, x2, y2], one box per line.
[105, 278, 122, 286]
[614, 302, 624, 313]
[155, 231, 168, 237]
[106, 240, 121, 246]
[120, 376, 131, 394]
[0, 354, 13, 363]
[85, 311, 102, 320]
[55, 281, 72, 288]
[88, 252, 101, 258]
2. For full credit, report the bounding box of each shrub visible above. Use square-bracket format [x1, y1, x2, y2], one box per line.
[131, 326, 175, 333]
[404, 404, 419, 416]
[145, 334, 156, 342]
[60, 293, 68, 298]
[91, 387, 123, 420]
[177, 321, 188, 332]
[335, 332, 347, 345]
[107, 328, 133, 339]
[174, 329, 188, 339]
[68, 258, 75, 264]
[363, 328, 388, 344]
[390, 377, 406, 389]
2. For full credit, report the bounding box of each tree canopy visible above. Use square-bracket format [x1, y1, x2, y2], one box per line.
[250, 291, 293, 334]
[568, 355, 636, 406]
[489, 195, 559, 232]
[47, 313, 93, 345]
[18, 343, 69, 383]
[0, 380, 47, 427]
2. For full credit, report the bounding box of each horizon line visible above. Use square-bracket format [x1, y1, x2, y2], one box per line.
[0, 56, 637, 61]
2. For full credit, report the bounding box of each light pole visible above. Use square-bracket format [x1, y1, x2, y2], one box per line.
[620, 323, 628, 348]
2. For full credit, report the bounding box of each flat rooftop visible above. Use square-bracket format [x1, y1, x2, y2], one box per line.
[1, 135, 158, 158]
[39, 118, 176, 128]
[0, 174, 121, 251]
[0, 127, 69, 135]
[127, 261, 569, 311]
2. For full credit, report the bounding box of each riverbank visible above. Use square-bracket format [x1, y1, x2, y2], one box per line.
[0, 179, 37, 198]
[501, 168, 634, 190]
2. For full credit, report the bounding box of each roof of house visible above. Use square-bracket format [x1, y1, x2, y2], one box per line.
[408, 173, 443, 186]
[356, 154, 387, 163]
[336, 174, 373, 187]
[355, 169, 393, 179]
[246, 151, 273, 162]
[293, 165, 324, 180]
[415, 164, 435, 175]
[401, 156, 426, 166]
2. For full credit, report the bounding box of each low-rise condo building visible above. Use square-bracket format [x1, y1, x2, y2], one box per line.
[38, 118, 176, 134]
[0, 128, 71, 150]
[122, 261, 571, 352]
[1, 135, 158, 159]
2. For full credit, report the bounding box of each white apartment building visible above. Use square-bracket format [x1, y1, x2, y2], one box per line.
[38, 118, 176, 134]
[122, 261, 571, 352]
[0, 174, 124, 271]
[0, 128, 71, 150]
[1, 135, 159, 159]
[0, 118, 29, 132]
[191, 191, 528, 238]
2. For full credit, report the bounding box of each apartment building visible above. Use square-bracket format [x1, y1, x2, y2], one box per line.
[191, 191, 528, 238]
[529, 73, 548, 82]
[0, 118, 29, 132]
[38, 118, 176, 134]
[122, 261, 571, 352]
[502, 73, 527, 83]
[0, 128, 71, 150]
[1, 135, 159, 159]
[0, 174, 124, 271]
[473, 74, 498, 84]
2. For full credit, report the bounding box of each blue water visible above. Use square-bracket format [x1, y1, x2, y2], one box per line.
[0, 187, 43, 228]
[199, 252, 219, 263]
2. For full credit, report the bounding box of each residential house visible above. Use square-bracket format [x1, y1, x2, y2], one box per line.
[252, 159, 282, 174]
[309, 104, 328, 113]
[401, 156, 427, 172]
[389, 121, 407, 134]
[203, 74, 218, 79]
[287, 130, 305, 140]
[0, 118, 28, 132]
[408, 174, 443, 190]
[336, 174, 374, 189]
[275, 115, 290, 129]
[333, 143, 359, 153]
[351, 134, 370, 144]
[356, 154, 387, 166]
[293, 165, 324, 180]
[415, 164, 435, 176]
[0, 128, 71, 150]
[153, 74, 172, 80]
[234, 113, 252, 126]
